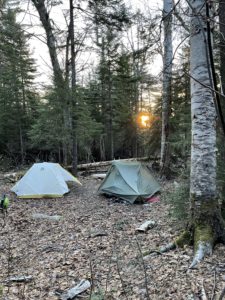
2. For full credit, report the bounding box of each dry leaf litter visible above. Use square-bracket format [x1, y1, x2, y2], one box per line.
[0, 176, 225, 300]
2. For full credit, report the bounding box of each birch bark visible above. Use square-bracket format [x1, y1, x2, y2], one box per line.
[219, 0, 225, 96]
[190, 0, 216, 201]
[219, 0, 225, 217]
[160, 0, 173, 177]
[189, 0, 225, 268]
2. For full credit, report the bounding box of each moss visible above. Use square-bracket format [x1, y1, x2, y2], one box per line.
[174, 230, 192, 247]
[0, 285, 3, 296]
[190, 194, 219, 213]
[194, 224, 214, 253]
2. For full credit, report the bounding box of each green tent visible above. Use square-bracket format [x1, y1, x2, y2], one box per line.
[98, 161, 160, 203]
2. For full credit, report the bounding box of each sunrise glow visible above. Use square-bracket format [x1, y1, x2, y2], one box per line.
[137, 112, 151, 128]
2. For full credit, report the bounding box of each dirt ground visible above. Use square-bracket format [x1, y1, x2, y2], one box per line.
[0, 176, 225, 300]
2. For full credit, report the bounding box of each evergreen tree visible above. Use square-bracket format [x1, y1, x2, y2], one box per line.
[113, 53, 139, 158]
[88, 0, 131, 160]
[29, 84, 103, 163]
[170, 47, 191, 162]
[0, 7, 38, 164]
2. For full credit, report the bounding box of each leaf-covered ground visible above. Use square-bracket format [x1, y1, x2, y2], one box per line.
[0, 176, 225, 300]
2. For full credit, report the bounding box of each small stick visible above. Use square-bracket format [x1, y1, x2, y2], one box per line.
[116, 254, 129, 300]
[88, 251, 94, 300]
[201, 279, 208, 300]
[218, 285, 225, 300]
[135, 236, 150, 300]
[210, 271, 216, 300]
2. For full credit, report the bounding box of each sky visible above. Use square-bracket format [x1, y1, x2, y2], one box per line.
[17, 0, 163, 88]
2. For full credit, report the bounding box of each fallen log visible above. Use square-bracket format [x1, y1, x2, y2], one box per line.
[1, 157, 159, 183]
[91, 173, 106, 179]
[32, 213, 62, 221]
[75, 157, 155, 171]
[1, 171, 26, 183]
[6, 275, 33, 283]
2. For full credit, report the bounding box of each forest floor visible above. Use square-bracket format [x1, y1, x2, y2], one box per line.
[0, 174, 225, 300]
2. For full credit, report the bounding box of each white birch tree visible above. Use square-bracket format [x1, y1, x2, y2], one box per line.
[161, 0, 225, 267]
[188, 0, 225, 267]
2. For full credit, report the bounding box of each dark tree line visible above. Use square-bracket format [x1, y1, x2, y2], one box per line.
[0, 0, 164, 169]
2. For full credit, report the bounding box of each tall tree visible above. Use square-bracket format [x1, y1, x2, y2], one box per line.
[218, 0, 225, 217]
[127, 9, 159, 157]
[170, 47, 191, 161]
[160, 0, 173, 177]
[90, 0, 130, 160]
[31, 0, 73, 167]
[161, 0, 225, 268]
[189, 0, 225, 267]
[0, 7, 38, 164]
[69, 0, 78, 174]
[219, 0, 225, 96]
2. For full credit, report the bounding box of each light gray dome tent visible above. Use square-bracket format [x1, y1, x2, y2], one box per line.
[11, 162, 81, 198]
[98, 161, 160, 204]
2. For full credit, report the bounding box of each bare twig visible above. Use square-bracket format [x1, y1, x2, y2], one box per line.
[135, 237, 150, 300]
[210, 271, 216, 300]
[218, 285, 225, 300]
[201, 279, 208, 300]
[88, 251, 94, 300]
[116, 254, 129, 300]
[104, 242, 117, 297]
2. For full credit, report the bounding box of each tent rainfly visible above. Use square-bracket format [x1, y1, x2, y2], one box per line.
[98, 161, 160, 204]
[11, 162, 81, 198]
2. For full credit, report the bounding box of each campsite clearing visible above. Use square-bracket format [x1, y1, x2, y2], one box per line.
[0, 176, 225, 299]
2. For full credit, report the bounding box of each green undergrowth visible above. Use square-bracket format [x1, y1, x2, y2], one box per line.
[164, 179, 190, 222]
[90, 291, 104, 300]
[0, 285, 3, 297]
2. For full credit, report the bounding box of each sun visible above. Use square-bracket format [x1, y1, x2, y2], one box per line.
[137, 112, 151, 128]
[140, 115, 150, 127]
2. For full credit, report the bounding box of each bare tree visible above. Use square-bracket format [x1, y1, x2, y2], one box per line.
[69, 0, 78, 174]
[31, 0, 71, 166]
[160, 0, 173, 177]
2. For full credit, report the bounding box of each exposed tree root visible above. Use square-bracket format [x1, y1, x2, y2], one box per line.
[142, 249, 162, 257]
[189, 224, 214, 269]
[159, 216, 225, 269]
[189, 241, 213, 269]
[160, 242, 176, 253]
[142, 231, 192, 257]
[189, 200, 225, 268]
[160, 230, 192, 253]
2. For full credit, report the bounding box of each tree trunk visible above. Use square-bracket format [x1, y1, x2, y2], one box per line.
[219, 0, 225, 218]
[189, 0, 225, 268]
[108, 67, 114, 160]
[160, 0, 173, 177]
[70, 0, 78, 175]
[31, 0, 70, 165]
[31, 0, 64, 86]
[219, 0, 225, 96]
